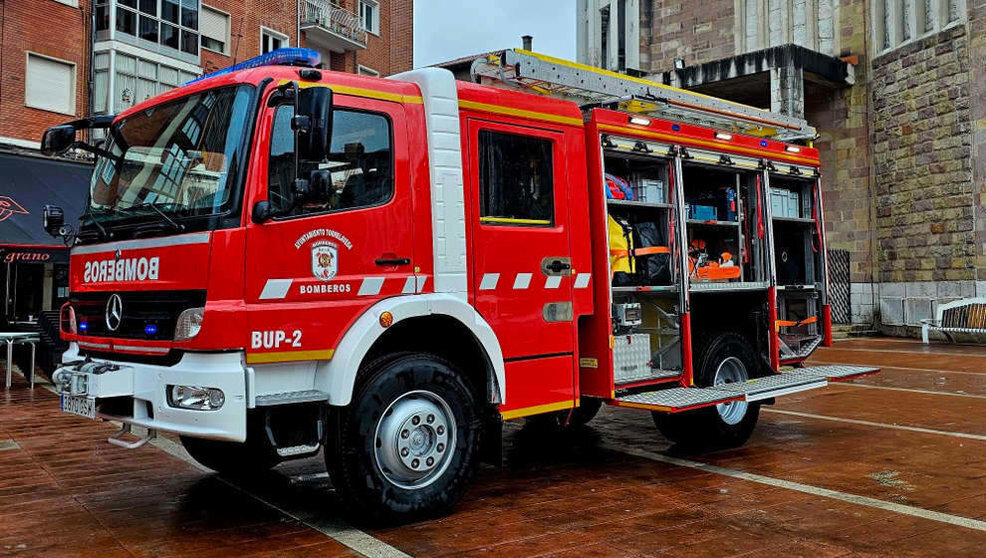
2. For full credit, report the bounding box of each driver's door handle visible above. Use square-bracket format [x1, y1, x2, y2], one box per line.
[375, 257, 411, 266]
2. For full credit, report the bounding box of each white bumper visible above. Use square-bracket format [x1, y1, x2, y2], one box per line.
[55, 343, 249, 442]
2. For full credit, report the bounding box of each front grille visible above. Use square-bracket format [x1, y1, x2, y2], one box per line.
[72, 290, 207, 341]
[80, 349, 184, 367]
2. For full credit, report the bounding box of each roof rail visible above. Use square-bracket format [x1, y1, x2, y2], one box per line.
[470, 49, 816, 141]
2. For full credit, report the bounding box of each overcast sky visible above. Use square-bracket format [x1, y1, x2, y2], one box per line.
[413, 0, 577, 68]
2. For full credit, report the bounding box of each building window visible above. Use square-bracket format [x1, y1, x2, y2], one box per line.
[261, 27, 289, 54]
[200, 5, 229, 54]
[267, 105, 394, 216]
[25, 53, 76, 116]
[107, 52, 198, 113]
[358, 65, 380, 77]
[111, 0, 200, 57]
[873, 0, 966, 54]
[478, 130, 554, 226]
[360, 0, 380, 35]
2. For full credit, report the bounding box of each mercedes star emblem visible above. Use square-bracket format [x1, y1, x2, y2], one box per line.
[105, 294, 123, 332]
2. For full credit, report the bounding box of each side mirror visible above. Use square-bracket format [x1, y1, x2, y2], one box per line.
[252, 201, 273, 224]
[294, 86, 333, 161]
[308, 169, 333, 200]
[43, 205, 66, 237]
[41, 125, 76, 156]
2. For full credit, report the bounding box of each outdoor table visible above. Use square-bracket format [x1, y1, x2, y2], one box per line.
[0, 332, 41, 390]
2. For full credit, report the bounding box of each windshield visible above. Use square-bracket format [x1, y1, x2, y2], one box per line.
[87, 85, 254, 228]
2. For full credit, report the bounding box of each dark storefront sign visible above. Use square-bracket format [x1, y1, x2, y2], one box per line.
[0, 151, 92, 374]
[0, 152, 92, 247]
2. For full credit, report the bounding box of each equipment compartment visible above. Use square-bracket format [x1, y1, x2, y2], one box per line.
[681, 163, 769, 288]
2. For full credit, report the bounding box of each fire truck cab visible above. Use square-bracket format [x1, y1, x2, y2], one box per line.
[43, 49, 876, 520]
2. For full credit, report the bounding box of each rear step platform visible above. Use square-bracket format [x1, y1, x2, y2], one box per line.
[611, 365, 878, 413]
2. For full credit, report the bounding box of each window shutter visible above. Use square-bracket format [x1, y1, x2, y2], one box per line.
[200, 6, 228, 44]
[26, 54, 74, 114]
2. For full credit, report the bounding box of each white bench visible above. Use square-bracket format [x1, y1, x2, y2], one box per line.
[921, 298, 986, 344]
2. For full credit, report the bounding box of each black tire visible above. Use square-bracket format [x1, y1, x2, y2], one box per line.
[652, 332, 761, 450]
[526, 397, 603, 428]
[326, 353, 482, 522]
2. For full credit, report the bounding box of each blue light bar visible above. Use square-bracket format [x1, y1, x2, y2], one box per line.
[144, 324, 158, 336]
[187, 48, 322, 85]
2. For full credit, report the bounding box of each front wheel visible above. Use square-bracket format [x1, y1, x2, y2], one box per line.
[326, 353, 481, 521]
[652, 332, 761, 450]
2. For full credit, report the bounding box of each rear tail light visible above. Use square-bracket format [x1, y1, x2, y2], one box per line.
[60, 303, 77, 335]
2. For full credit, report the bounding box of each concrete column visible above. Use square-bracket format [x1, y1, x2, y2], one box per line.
[770, 63, 804, 119]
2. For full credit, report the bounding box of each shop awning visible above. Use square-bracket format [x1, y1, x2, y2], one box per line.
[0, 152, 92, 247]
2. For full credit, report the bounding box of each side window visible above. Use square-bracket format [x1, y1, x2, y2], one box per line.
[478, 130, 554, 225]
[267, 105, 394, 217]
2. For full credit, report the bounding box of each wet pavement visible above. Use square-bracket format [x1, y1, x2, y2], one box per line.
[2, 337, 985, 556]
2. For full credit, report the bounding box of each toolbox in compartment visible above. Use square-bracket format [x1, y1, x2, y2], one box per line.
[613, 334, 652, 383]
[610, 295, 682, 384]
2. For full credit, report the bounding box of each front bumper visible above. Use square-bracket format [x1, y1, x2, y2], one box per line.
[54, 343, 248, 442]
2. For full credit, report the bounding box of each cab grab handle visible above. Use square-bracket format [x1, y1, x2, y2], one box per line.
[375, 257, 411, 266]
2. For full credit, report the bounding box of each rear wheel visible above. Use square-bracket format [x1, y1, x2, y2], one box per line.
[652, 332, 761, 449]
[326, 353, 481, 521]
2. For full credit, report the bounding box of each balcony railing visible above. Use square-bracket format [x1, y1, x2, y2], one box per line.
[301, 0, 367, 50]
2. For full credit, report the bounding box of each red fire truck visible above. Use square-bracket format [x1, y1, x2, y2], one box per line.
[42, 48, 876, 519]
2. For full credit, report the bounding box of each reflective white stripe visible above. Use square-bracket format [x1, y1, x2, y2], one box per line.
[259, 279, 293, 300]
[358, 277, 385, 296]
[79, 341, 112, 350]
[479, 273, 499, 290]
[71, 232, 211, 255]
[415, 276, 428, 293]
[512, 273, 532, 290]
[402, 276, 416, 294]
[545, 276, 562, 289]
[574, 273, 591, 289]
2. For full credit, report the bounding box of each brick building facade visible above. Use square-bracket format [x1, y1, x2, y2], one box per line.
[0, 0, 413, 149]
[578, 0, 984, 334]
[0, 0, 92, 148]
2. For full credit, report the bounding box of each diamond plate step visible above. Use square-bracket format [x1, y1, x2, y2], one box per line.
[255, 390, 329, 406]
[612, 371, 843, 413]
[794, 365, 879, 381]
[709, 373, 827, 401]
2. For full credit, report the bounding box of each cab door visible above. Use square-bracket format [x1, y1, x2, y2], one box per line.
[465, 119, 577, 416]
[243, 91, 414, 366]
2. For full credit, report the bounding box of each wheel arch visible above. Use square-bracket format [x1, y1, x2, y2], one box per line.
[315, 294, 505, 407]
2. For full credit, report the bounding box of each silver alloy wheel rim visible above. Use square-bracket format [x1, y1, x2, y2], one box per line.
[714, 356, 749, 425]
[374, 390, 456, 490]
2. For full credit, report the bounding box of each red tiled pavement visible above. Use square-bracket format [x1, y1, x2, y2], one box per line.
[1, 337, 985, 556]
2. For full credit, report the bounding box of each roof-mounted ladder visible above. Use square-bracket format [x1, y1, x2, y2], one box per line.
[470, 49, 817, 141]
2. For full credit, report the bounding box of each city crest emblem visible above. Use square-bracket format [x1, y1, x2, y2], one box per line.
[311, 240, 338, 281]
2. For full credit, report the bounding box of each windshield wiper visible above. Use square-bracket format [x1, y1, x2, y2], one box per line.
[120, 202, 186, 233]
[82, 205, 111, 241]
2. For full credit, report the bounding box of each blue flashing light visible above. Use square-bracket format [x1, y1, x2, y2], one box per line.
[187, 48, 322, 85]
[79, 321, 88, 333]
[145, 324, 158, 336]
[760, 140, 769, 147]
[671, 124, 681, 131]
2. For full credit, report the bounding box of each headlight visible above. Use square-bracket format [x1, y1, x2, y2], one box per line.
[168, 385, 225, 410]
[60, 303, 77, 334]
[174, 307, 204, 341]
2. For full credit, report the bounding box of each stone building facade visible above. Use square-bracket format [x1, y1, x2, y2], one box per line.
[577, 0, 984, 334]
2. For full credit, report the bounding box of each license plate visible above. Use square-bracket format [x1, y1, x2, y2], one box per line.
[61, 395, 96, 419]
